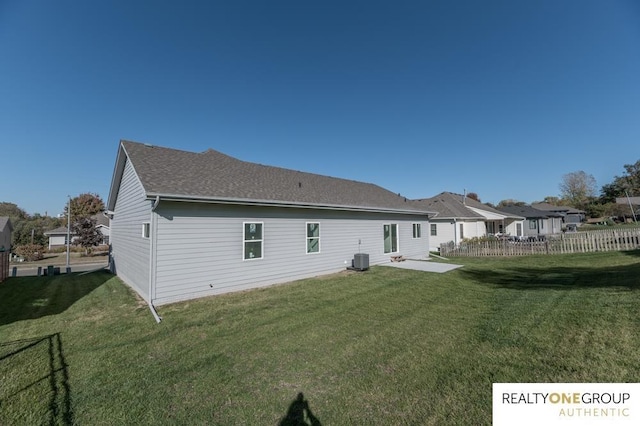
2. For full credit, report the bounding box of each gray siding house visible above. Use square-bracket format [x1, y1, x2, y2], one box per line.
[531, 202, 586, 225]
[497, 205, 563, 237]
[107, 140, 434, 307]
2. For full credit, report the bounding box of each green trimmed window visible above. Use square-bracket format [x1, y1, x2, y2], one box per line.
[306, 222, 320, 254]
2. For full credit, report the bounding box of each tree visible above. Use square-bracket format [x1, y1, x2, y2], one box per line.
[559, 171, 597, 210]
[72, 216, 104, 254]
[540, 196, 563, 205]
[497, 199, 526, 207]
[466, 192, 480, 202]
[0, 202, 63, 247]
[0, 202, 28, 220]
[600, 160, 640, 203]
[65, 193, 105, 220]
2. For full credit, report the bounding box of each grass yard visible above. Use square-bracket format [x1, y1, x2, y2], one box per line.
[1, 251, 639, 425]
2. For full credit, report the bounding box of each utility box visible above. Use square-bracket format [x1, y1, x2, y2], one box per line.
[353, 253, 369, 271]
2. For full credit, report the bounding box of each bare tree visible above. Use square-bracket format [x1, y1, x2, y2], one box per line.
[559, 171, 597, 209]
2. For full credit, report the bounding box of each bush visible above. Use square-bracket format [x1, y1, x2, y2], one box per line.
[14, 244, 45, 261]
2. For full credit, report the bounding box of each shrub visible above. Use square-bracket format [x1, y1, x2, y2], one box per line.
[14, 244, 45, 261]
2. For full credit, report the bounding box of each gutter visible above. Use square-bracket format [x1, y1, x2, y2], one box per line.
[146, 193, 435, 217]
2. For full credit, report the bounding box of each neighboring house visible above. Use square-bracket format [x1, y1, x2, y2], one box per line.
[413, 192, 524, 251]
[531, 203, 586, 225]
[44, 227, 77, 249]
[0, 217, 12, 252]
[44, 214, 110, 249]
[107, 140, 435, 306]
[94, 213, 110, 245]
[497, 205, 563, 237]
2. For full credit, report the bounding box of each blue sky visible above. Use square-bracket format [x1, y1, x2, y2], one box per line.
[1, 0, 639, 215]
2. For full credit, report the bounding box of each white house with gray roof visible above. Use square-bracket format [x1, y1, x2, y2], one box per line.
[107, 140, 435, 307]
[413, 192, 524, 251]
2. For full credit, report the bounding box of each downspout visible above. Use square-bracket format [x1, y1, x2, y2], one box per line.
[149, 196, 162, 323]
[453, 218, 458, 246]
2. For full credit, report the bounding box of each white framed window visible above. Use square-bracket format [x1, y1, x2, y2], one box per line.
[142, 222, 150, 238]
[529, 220, 537, 230]
[430, 224, 437, 236]
[243, 222, 263, 260]
[412, 223, 421, 238]
[383, 224, 398, 254]
[306, 222, 320, 254]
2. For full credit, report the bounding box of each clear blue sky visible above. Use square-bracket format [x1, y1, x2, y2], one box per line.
[1, 0, 639, 216]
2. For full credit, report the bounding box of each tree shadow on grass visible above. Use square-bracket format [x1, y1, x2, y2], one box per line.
[0, 333, 73, 425]
[0, 270, 111, 326]
[459, 261, 640, 291]
[622, 249, 640, 258]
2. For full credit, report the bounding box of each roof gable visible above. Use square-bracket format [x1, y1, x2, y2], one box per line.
[108, 140, 432, 215]
[412, 192, 484, 219]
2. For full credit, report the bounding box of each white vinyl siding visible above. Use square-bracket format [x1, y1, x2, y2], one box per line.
[152, 203, 429, 305]
[109, 158, 152, 302]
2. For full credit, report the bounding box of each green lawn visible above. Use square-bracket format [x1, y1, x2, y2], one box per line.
[1, 251, 639, 425]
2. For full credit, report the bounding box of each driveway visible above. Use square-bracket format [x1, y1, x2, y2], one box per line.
[380, 259, 462, 273]
[10, 262, 109, 277]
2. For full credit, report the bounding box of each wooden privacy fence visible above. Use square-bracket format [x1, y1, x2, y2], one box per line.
[440, 228, 640, 257]
[0, 251, 8, 282]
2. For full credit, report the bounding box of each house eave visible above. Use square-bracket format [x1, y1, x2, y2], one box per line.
[145, 193, 436, 217]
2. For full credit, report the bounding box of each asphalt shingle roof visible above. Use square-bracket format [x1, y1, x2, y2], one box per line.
[412, 192, 522, 219]
[117, 140, 430, 214]
[498, 205, 563, 218]
[412, 192, 484, 219]
[531, 202, 585, 214]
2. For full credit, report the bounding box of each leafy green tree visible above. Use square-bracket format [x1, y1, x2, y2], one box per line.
[0, 202, 63, 247]
[600, 160, 640, 203]
[0, 202, 28, 220]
